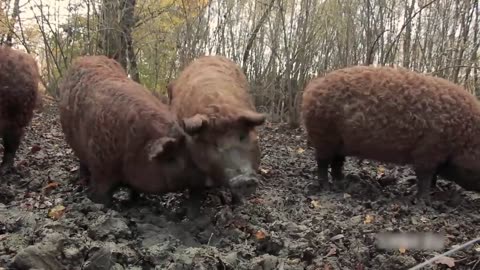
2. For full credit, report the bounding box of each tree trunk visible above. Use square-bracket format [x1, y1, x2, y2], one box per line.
[4, 0, 20, 46]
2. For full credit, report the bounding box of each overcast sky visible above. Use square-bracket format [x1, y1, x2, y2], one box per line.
[19, 0, 87, 26]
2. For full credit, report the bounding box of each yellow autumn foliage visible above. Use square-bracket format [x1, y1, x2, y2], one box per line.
[0, 3, 9, 36]
[133, 0, 209, 91]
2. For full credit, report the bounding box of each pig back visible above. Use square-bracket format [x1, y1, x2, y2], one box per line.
[0, 46, 40, 130]
[58, 56, 177, 172]
[170, 55, 256, 119]
[302, 65, 480, 164]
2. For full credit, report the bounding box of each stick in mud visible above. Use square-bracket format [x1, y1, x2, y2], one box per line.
[408, 237, 480, 270]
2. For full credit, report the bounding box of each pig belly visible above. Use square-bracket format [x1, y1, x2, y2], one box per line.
[339, 127, 416, 165]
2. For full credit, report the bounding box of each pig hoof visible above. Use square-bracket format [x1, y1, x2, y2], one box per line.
[129, 190, 140, 202]
[412, 195, 431, 210]
[230, 193, 245, 205]
[0, 164, 15, 176]
[186, 205, 202, 220]
[319, 181, 331, 191]
[87, 191, 112, 207]
[76, 177, 89, 187]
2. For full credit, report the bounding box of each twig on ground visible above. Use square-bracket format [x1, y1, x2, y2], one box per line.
[408, 237, 480, 270]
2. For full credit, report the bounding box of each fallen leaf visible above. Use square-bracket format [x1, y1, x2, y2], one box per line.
[311, 200, 321, 209]
[259, 168, 270, 175]
[324, 264, 331, 270]
[376, 166, 386, 179]
[30, 144, 41, 154]
[399, 247, 407, 254]
[42, 182, 60, 193]
[475, 245, 480, 252]
[326, 247, 337, 257]
[287, 258, 301, 264]
[0, 234, 6, 241]
[364, 214, 374, 224]
[435, 256, 455, 267]
[343, 193, 351, 199]
[249, 197, 264, 204]
[255, 230, 266, 240]
[420, 216, 429, 223]
[297, 148, 305, 154]
[48, 205, 66, 220]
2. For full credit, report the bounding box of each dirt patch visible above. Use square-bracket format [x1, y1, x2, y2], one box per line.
[1, 102, 480, 269]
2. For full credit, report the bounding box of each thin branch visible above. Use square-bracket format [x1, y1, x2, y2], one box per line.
[383, 0, 440, 64]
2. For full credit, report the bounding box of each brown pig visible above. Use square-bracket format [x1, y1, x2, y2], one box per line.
[0, 46, 40, 175]
[58, 55, 207, 205]
[169, 55, 266, 203]
[302, 65, 480, 204]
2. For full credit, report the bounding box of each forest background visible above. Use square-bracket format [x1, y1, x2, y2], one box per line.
[0, 0, 479, 127]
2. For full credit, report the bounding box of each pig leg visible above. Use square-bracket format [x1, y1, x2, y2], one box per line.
[411, 139, 447, 207]
[77, 161, 90, 185]
[431, 174, 438, 188]
[330, 155, 347, 190]
[185, 188, 206, 219]
[87, 171, 117, 206]
[315, 150, 331, 189]
[330, 155, 345, 181]
[0, 128, 23, 175]
[231, 192, 244, 205]
[413, 167, 435, 207]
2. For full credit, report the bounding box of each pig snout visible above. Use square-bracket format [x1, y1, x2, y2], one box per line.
[228, 173, 259, 200]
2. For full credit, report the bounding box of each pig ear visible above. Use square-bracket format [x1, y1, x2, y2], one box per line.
[237, 110, 266, 128]
[148, 137, 177, 160]
[182, 114, 209, 135]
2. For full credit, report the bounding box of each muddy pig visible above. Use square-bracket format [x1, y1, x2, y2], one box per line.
[302, 65, 480, 204]
[58, 55, 208, 205]
[0, 46, 40, 175]
[169, 55, 266, 203]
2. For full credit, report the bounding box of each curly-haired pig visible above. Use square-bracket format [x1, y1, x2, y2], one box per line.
[169, 55, 266, 203]
[302, 65, 480, 204]
[58, 55, 207, 205]
[0, 46, 40, 175]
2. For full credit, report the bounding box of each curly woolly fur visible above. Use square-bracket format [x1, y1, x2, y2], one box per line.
[58, 55, 205, 205]
[168, 55, 265, 163]
[302, 65, 480, 199]
[169, 55, 262, 130]
[0, 46, 40, 173]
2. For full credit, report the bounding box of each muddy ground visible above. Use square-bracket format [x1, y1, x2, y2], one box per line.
[1, 100, 480, 270]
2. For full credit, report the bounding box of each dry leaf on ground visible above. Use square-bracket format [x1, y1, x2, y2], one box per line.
[311, 200, 321, 209]
[255, 230, 267, 240]
[435, 256, 455, 267]
[364, 214, 374, 224]
[42, 182, 60, 193]
[48, 205, 66, 220]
